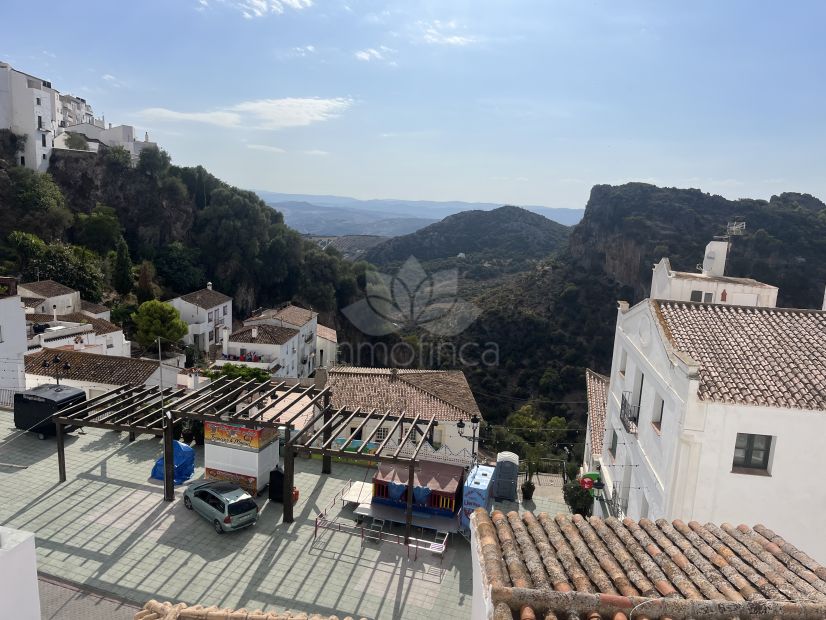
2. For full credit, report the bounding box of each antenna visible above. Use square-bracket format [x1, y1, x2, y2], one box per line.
[726, 221, 746, 236]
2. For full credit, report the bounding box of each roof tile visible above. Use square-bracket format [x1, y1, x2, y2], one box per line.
[585, 369, 608, 456]
[178, 288, 232, 310]
[26, 348, 158, 385]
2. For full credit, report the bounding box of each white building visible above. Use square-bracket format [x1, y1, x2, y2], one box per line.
[589, 241, 826, 562]
[0, 61, 58, 171]
[25, 348, 179, 399]
[651, 239, 778, 307]
[0, 278, 27, 406]
[57, 93, 98, 127]
[316, 324, 338, 369]
[168, 283, 232, 351]
[26, 312, 130, 357]
[245, 304, 317, 377]
[57, 121, 156, 162]
[18, 280, 81, 315]
[214, 323, 300, 377]
[320, 366, 482, 460]
[0, 526, 41, 620]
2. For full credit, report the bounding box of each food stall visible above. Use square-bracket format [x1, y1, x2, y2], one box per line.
[204, 421, 279, 495]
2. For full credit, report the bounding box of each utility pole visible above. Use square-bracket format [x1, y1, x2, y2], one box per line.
[159, 336, 174, 501]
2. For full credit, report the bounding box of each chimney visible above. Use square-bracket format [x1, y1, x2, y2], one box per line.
[389, 367, 398, 382]
[702, 239, 729, 277]
[206, 281, 213, 291]
[251, 326, 258, 340]
[822, 285, 826, 311]
[52, 304, 57, 321]
[314, 367, 328, 389]
[145, 131, 149, 142]
[108, 122, 112, 129]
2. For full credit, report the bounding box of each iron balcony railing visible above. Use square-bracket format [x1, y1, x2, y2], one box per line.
[608, 482, 628, 518]
[620, 391, 640, 435]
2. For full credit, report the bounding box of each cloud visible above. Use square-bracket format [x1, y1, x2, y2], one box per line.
[355, 48, 382, 61]
[247, 144, 286, 153]
[419, 20, 476, 46]
[102, 74, 116, 81]
[303, 149, 329, 156]
[41, 50, 57, 59]
[230, 0, 313, 19]
[140, 97, 352, 130]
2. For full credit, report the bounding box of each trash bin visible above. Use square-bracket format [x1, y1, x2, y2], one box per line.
[268, 467, 284, 502]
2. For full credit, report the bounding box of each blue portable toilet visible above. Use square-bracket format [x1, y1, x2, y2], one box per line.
[461, 464, 496, 529]
[151, 440, 195, 485]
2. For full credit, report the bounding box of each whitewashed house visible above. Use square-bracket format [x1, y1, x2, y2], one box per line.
[26, 313, 130, 357]
[18, 280, 80, 315]
[168, 283, 232, 351]
[316, 324, 338, 369]
[25, 348, 179, 399]
[317, 366, 482, 460]
[245, 304, 317, 377]
[589, 240, 826, 563]
[0, 278, 27, 406]
[214, 324, 301, 377]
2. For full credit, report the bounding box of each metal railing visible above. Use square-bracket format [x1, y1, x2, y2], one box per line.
[620, 392, 639, 435]
[607, 482, 628, 518]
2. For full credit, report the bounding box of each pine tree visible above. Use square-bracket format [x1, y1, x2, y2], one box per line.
[113, 237, 133, 296]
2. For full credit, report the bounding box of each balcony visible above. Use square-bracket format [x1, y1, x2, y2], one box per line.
[620, 392, 640, 435]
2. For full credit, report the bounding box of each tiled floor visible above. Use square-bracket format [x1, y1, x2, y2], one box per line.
[39, 575, 140, 620]
[0, 415, 567, 620]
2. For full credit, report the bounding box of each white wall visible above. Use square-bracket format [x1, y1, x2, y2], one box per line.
[317, 335, 337, 369]
[169, 297, 232, 350]
[19, 288, 81, 315]
[0, 296, 27, 393]
[650, 259, 778, 307]
[0, 526, 41, 620]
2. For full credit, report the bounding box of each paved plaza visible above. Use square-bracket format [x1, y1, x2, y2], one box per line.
[0, 413, 567, 620]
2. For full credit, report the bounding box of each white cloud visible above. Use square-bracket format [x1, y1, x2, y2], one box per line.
[227, 0, 312, 19]
[303, 149, 329, 156]
[419, 20, 476, 46]
[140, 97, 352, 130]
[102, 74, 116, 81]
[355, 48, 382, 61]
[247, 144, 286, 153]
[41, 50, 57, 59]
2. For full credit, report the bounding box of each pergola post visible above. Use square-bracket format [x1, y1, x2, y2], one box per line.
[405, 459, 415, 545]
[56, 421, 66, 483]
[321, 397, 332, 474]
[283, 426, 294, 523]
[163, 413, 174, 502]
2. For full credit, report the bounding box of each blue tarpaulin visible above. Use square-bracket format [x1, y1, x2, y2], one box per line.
[151, 440, 195, 485]
[388, 481, 407, 500]
[413, 486, 431, 505]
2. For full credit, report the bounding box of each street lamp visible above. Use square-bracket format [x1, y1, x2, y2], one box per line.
[42, 354, 71, 387]
[457, 414, 481, 462]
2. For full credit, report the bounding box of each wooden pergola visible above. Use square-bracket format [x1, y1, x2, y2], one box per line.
[54, 377, 329, 502]
[284, 407, 439, 542]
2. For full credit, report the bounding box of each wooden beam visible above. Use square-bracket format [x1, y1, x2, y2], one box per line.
[283, 425, 294, 523]
[119, 388, 185, 426]
[226, 381, 286, 419]
[92, 386, 164, 425]
[410, 416, 437, 460]
[163, 413, 174, 501]
[172, 377, 242, 413]
[203, 378, 261, 413]
[60, 385, 141, 420]
[392, 414, 421, 459]
[212, 379, 272, 417]
[56, 420, 66, 483]
[167, 375, 228, 410]
[320, 408, 361, 450]
[274, 386, 330, 426]
[374, 413, 406, 457]
[248, 384, 314, 422]
[338, 408, 376, 452]
[357, 409, 392, 453]
[404, 459, 415, 544]
[297, 406, 346, 447]
[56, 384, 131, 417]
[286, 404, 332, 446]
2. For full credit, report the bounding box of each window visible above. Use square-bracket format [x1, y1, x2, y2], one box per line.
[619, 349, 627, 376]
[208, 331, 214, 342]
[223, 305, 228, 316]
[20, 156, 25, 166]
[689, 290, 703, 302]
[42, 154, 46, 160]
[608, 429, 618, 457]
[703, 292, 713, 303]
[375, 426, 388, 442]
[37, 115, 43, 129]
[652, 394, 664, 431]
[208, 311, 213, 321]
[0, 325, 3, 342]
[41, 134, 47, 147]
[36, 97, 41, 105]
[733, 433, 772, 472]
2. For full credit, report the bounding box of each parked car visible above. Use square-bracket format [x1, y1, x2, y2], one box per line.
[183, 481, 259, 533]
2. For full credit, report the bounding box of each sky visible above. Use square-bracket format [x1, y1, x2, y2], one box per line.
[2, 0, 825, 209]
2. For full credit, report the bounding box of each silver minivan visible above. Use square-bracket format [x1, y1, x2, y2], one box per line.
[183, 481, 259, 533]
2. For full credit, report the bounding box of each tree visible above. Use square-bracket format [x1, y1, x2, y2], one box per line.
[205, 363, 270, 383]
[113, 237, 133, 295]
[136, 260, 157, 304]
[137, 146, 171, 179]
[0, 129, 25, 165]
[4, 168, 72, 241]
[154, 242, 204, 293]
[75, 204, 121, 254]
[131, 300, 188, 349]
[103, 146, 132, 171]
[563, 480, 593, 517]
[64, 132, 89, 150]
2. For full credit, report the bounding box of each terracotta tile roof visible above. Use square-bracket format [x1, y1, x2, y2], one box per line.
[26, 348, 158, 385]
[18, 279, 77, 298]
[249, 304, 316, 327]
[317, 324, 337, 343]
[327, 366, 481, 421]
[27, 312, 122, 335]
[585, 369, 609, 457]
[21, 296, 44, 308]
[472, 509, 826, 620]
[136, 600, 364, 620]
[80, 299, 109, 315]
[179, 287, 232, 310]
[229, 324, 298, 345]
[653, 301, 826, 410]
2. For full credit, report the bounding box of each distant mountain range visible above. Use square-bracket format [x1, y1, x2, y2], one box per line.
[256, 190, 584, 236]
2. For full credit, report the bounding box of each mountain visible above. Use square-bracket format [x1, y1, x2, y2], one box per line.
[364, 205, 570, 270]
[255, 190, 584, 229]
[271, 200, 436, 236]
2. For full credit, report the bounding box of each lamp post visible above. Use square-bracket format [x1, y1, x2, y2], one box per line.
[457, 414, 481, 463]
[42, 354, 71, 387]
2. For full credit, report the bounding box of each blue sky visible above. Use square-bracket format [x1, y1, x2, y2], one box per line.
[3, 1, 825, 208]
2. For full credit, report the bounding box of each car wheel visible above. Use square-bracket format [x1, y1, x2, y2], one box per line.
[183, 496, 192, 510]
[213, 520, 224, 534]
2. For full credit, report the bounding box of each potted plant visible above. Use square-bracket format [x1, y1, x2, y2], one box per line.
[521, 461, 536, 501]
